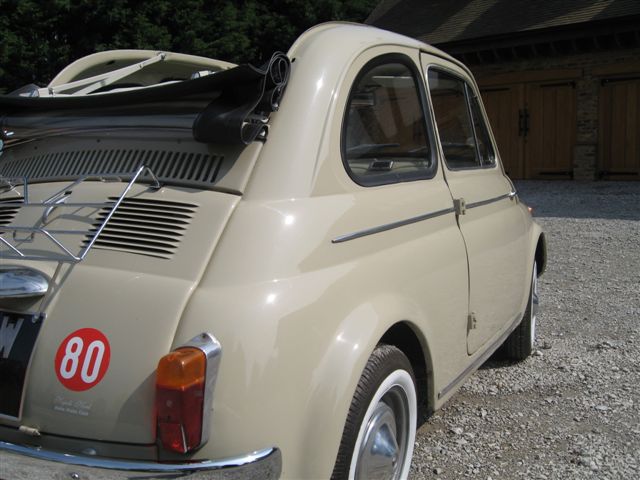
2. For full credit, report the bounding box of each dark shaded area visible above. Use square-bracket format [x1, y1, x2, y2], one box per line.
[0, 312, 43, 418]
[366, 1, 640, 65]
[367, 0, 640, 45]
[0, 0, 377, 93]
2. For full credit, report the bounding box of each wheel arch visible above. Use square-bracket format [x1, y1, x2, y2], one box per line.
[294, 295, 438, 478]
[380, 321, 435, 415]
[535, 232, 547, 276]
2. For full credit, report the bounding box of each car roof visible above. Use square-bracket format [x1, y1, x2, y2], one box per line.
[246, 23, 471, 201]
[288, 22, 466, 72]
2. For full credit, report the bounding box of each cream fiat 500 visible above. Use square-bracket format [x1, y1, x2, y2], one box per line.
[0, 23, 545, 480]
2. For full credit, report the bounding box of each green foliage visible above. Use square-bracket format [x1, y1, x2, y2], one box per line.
[0, 0, 377, 93]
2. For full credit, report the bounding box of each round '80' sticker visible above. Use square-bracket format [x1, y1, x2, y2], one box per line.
[55, 328, 111, 391]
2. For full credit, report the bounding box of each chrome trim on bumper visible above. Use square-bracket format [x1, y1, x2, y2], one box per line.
[0, 441, 281, 480]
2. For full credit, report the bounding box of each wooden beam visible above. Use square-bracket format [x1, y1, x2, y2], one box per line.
[592, 60, 640, 77]
[477, 68, 582, 87]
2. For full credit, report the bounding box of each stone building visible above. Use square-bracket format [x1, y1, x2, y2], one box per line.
[366, 0, 640, 180]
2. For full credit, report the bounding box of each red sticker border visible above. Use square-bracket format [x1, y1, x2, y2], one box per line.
[55, 328, 111, 391]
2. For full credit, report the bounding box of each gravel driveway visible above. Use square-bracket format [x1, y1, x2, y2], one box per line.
[411, 181, 640, 479]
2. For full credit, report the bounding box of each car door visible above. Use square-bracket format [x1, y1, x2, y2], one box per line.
[325, 49, 472, 394]
[422, 55, 529, 355]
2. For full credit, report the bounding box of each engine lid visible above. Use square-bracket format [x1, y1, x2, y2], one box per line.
[0, 181, 239, 445]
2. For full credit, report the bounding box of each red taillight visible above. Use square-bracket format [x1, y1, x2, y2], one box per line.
[155, 347, 206, 453]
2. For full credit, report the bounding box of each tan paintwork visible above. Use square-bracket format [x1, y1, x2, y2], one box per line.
[0, 22, 544, 478]
[49, 49, 236, 89]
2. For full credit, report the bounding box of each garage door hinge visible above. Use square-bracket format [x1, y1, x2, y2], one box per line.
[454, 198, 466, 216]
[467, 312, 477, 331]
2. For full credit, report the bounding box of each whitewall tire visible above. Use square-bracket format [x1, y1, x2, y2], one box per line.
[332, 345, 417, 480]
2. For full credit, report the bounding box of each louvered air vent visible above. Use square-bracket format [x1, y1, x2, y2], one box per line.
[0, 149, 224, 188]
[83, 197, 197, 259]
[0, 197, 22, 233]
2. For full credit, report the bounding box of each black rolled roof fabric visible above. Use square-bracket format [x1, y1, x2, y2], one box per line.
[192, 52, 290, 145]
[0, 52, 291, 146]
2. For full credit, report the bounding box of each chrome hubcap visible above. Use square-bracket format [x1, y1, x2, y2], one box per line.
[356, 387, 409, 480]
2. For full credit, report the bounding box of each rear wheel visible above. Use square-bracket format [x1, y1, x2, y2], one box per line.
[332, 344, 417, 480]
[503, 261, 539, 361]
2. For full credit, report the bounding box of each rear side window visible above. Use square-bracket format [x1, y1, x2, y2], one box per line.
[342, 57, 435, 186]
[427, 69, 495, 169]
[469, 95, 496, 166]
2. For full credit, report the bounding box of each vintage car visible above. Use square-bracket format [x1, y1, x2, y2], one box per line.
[0, 22, 546, 479]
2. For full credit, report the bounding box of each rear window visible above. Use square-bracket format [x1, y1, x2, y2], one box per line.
[342, 56, 435, 186]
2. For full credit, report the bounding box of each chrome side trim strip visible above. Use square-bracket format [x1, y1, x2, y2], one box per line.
[0, 441, 280, 477]
[466, 191, 516, 210]
[332, 207, 455, 244]
[437, 311, 523, 400]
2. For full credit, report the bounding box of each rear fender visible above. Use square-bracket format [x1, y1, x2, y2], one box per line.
[293, 293, 435, 478]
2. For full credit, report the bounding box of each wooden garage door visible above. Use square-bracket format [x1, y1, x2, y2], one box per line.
[599, 77, 640, 178]
[525, 82, 576, 178]
[481, 86, 524, 178]
[480, 80, 576, 179]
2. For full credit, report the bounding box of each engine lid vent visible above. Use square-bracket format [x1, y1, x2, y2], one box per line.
[0, 197, 22, 233]
[0, 149, 225, 189]
[83, 197, 197, 259]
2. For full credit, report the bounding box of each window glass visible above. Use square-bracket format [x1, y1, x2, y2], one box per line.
[427, 69, 480, 169]
[469, 91, 496, 166]
[343, 60, 434, 186]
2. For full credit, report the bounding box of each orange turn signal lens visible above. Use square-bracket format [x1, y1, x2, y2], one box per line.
[156, 347, 205, 390]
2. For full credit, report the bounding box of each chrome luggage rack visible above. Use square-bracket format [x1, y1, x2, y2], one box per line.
[0, 165, 160, 263]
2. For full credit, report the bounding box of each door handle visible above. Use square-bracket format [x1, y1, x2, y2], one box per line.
[518, 109, 530, 137]
[518, 109, 525, 136]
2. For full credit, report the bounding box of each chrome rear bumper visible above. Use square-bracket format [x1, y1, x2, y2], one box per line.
[0, 441, 281, 480]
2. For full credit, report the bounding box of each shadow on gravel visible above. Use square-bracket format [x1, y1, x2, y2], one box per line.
[478, 356, 520, 371]
[514, 180, 640, 220]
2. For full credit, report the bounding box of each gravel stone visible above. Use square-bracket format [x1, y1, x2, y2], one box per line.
[411, 181, 640, 480]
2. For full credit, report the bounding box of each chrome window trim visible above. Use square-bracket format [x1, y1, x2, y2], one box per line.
[424, 64, 498, 172]
[467, 87, 497, 167]
[332, 207, 454, 244]
[0, 440, 280, 476]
